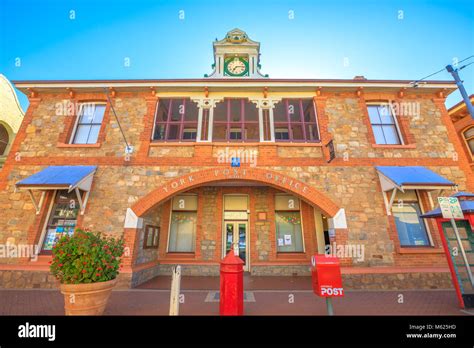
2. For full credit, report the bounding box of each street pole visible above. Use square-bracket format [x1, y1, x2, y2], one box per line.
[446, 65, 474, 120]
[450, 218, 474, 287]
[326, 298, 334, 316]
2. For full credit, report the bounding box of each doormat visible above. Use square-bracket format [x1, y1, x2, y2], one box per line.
[205, 291, 256, 302]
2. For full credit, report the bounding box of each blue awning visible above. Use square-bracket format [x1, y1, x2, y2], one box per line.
[15, 166, 97, 215]
[16, 166, 97, 190]
[376, 166, 455, 191]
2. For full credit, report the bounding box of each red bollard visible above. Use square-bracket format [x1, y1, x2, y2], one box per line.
[219, 250, 244, 316]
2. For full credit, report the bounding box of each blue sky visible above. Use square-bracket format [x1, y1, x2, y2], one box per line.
[1, 0, 473, 112]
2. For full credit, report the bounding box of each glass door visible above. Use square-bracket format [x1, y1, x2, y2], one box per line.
[224, 221, 247, 270]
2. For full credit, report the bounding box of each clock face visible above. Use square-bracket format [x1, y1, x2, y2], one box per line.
[225, 56, 248, 76]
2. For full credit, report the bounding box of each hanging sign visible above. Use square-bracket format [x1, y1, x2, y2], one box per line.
[438, 197, 464, 219]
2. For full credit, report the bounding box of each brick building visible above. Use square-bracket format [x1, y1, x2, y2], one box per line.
[0, 29, 473, 289]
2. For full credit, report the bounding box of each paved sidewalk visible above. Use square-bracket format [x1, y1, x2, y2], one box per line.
[0, 288, 469, 315]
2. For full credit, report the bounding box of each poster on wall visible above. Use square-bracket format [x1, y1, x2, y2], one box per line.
[277, 238, 284, 246]
[284, 235, 292, 245]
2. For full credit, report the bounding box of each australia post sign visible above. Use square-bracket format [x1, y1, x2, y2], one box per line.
[311, 255, 344, 297]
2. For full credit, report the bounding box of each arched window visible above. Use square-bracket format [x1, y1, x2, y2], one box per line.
[0, 124, 9, 156]
[464, 126, 474, 157]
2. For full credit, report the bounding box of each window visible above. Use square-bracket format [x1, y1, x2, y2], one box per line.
[144, 225, 159, 249]
[367, 103, 402, 145]
[463, 126, 474, 157]
[273, 99, 320, 142]
[0, 124, 9, 155]
[275, 194, 304, 252]
[391, 190, 430, 247]
[168, 195, 197, 252]
[212, 99, 259, 142]
[71, 103, 106, 144]
[153, 98, 199, 141]
[41, 190, 80, 253]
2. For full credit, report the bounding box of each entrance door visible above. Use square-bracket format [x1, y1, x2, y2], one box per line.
[224, 221, 248, 270]
[441, 220, 474, 303]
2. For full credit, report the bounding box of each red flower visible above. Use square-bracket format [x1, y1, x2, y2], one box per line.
[48, 261, 52, 264]
[97, 267, 102, 270]
[96, 273, 101, 277]
[59, 264, 63, 267]
[81, 269, 86, 274]
[83, 262, 87, 265]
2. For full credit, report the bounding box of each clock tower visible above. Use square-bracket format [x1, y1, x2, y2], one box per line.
[205, 28, 268, 78]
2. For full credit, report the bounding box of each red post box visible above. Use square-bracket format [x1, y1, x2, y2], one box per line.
[311, 255, 344, 297]
[219, 250, 244, 316]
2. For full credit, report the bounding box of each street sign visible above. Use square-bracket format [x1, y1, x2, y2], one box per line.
[438, 197, 464, 219]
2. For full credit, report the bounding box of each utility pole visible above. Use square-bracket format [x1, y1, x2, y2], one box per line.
[446, 64, 474, 119]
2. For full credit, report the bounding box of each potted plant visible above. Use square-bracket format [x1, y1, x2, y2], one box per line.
[50, 229, 125, 315]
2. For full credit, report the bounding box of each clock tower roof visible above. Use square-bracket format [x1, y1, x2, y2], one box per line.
[206, 29, 267, 78]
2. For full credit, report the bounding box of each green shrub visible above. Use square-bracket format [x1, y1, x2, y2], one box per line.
[50, 229, 125, 284]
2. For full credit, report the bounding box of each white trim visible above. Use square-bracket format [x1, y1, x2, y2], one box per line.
[124, 208, 144, 229]
[415, 190, 434, 246]
[13, 81, 458, 90]
[69, 102, 106, 145]
[150, 100, 160, 141]
[388, 102, 405, 145]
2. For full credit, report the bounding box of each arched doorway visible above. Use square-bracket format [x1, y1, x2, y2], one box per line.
[131, 167, 340, 218]
[123, 167, 343, 283]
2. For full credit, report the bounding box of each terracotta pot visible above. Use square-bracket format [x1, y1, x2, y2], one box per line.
[60, 278, 117, 315]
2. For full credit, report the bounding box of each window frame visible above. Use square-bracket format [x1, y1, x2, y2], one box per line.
[462, 126, 474, 159]
[274, 194, 305, 253]
[166, 194, 198, 253]
[390, 190, 433, 248]
[70, 102, 107, 145]
[143, 225, 160, 249]
[366, 102, 404, 145]
[38, 189, 81, 255]
[211, 98, 260, 142]
[273, 99, 321, 143]
[151, 98, 199, 142]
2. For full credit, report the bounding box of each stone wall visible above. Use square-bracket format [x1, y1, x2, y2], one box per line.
[200, 187, 219, 260]
[254, 187, 272, 261]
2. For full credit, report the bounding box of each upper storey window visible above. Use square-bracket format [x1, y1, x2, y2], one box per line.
[367, 103, 402, 145]
[153, 98, 199, 141]
[212, 99, 259, 142]
[273, 99, 320, 142]
[71, 103, 106, 144]
[463, 126, 474, 158]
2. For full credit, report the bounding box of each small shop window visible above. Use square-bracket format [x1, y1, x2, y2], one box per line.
[41, 190, 80, 253]
[144, 225, 159, 249]
[273, 99, 320, 142]
[367, 103, 402, 145]
[391, 190, 431, 247]
[275, 194, 304, 252]
[168, 195, 197, 252]
[152, 98, 199, 141]
[71, 103, 106, 144]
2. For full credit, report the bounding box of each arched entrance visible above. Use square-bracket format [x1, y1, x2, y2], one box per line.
[122, 167, 344, 284]
[131, 167, 340, 218]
